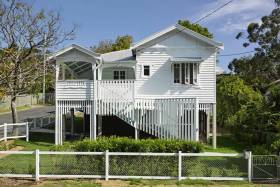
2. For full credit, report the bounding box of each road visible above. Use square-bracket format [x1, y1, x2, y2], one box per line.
[0, 105, 55, 124]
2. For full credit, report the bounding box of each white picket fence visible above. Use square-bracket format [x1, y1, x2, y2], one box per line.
[0, 150, 252, 182]
[0, 123, 29, 142]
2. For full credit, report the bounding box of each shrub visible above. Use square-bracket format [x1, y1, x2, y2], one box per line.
[53, 136, 204, 153]
[271, 139, 280, 154]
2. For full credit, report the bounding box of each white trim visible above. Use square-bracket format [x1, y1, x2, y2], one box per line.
[182, 177, 247, 181]
[39, 175, 104, 179]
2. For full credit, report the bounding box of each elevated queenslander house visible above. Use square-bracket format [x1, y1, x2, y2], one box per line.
[48, 24, 224, 148]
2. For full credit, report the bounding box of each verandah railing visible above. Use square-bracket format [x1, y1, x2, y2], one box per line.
[0, 122, 29, 142]
[0, 150, 251, 181]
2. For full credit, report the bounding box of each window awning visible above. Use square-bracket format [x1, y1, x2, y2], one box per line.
[170, 57, 202, 63]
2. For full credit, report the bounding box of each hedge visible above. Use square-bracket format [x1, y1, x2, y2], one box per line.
[52, 136, 204, 153]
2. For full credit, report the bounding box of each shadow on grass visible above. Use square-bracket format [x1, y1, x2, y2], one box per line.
[204, 135, 246, 153]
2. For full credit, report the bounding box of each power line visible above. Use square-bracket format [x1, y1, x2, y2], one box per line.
[218, 50, 255, 57]
[194, 0, 234, 23]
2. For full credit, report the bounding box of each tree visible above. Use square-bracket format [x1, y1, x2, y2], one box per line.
[91, 40, 114, 54]
[91, 35, 133, 54]
[178, 20, 213, 39]
[232, 4, 280, 91]
[217, 75, 263, 127]
[0, 0, 75, 123]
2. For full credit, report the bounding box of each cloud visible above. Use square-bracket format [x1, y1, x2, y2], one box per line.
[194, 0, 275, 32]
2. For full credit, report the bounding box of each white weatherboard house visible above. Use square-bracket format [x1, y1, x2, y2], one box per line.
[48, 24, 223, 147]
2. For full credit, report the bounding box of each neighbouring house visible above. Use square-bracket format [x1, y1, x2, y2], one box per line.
[48, 24, 224, 147]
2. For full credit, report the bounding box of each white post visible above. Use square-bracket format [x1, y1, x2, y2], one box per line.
[3, 123, 7, 142]
[178, 151, 182, 181]
[246, 151, 252, 182]
[206, 109, 210, 142]
[35, 149, 40, 181]
[26, 122, 29, 142]
[212, 103, 217, 149]
[194, 99, 199, 141]
[105, 150, 109, 181]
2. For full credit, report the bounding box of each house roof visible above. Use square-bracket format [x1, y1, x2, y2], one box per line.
[47, 44, 100, 61]
[101, 49, 135, 62]
[131, 24, 224, 51]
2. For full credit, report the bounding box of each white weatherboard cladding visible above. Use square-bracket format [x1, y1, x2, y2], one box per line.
[135, 32, 216, 103]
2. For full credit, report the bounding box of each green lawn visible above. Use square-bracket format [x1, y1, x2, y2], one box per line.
[14, 132, 54, 151]
[204, 135, 246, 153]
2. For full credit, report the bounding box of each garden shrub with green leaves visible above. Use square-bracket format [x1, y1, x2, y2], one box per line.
[51, 136, 203, 153]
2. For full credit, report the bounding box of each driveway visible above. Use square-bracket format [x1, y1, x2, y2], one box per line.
[0, 105, 55, 124]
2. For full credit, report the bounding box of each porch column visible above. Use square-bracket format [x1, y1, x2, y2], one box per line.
[91, 62, 97, 140]
[212, 103, 217, 149]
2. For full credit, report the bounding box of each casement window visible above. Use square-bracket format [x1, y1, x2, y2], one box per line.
[143, 65, 150, 77]
[113, 70, 126, 80]
[173, 63, 198, 85]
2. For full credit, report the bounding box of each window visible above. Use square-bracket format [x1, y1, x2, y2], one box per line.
[143, 65, 150, 76]
[173, 63, 198, 85]
[113, 70, 126, 80]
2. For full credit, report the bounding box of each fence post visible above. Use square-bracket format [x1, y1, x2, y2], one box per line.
[26, 122, 29, 142]
[105, 150, 109, 181]
[178, 151, 182, 181]
[246, 151, 252, 182]
[35, 149, 40, 181]
[3, 123, 7, 142]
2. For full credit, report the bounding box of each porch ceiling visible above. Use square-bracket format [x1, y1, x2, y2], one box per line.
[64, 61, 92, 75]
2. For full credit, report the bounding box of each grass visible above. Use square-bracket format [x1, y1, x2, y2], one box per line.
[204, 135, 246, 153]
[0, 105, 32, 113]
[14, 132, 54, 151]
[41, 180, 101, 187]
[128, 179, 253, 186]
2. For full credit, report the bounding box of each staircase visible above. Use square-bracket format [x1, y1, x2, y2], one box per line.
[96, 80, 199, 141]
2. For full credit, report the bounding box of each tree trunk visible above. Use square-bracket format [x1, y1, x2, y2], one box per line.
[11, 96, 19, 135]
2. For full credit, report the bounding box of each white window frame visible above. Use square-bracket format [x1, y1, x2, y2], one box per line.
[173, 62, 199, 85]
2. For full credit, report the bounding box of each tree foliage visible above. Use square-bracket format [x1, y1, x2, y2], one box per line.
[91, 35, 133, 54]
[217, 75, 263, 127]
[178, 20, 213, 39]
[232, 6, 280, 91]
[0, 0, 75, 122]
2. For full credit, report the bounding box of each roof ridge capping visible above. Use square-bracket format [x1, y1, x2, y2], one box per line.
[131, 24, 224, 50]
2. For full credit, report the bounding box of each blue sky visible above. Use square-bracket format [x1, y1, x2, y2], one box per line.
[33, 0, 276, 71]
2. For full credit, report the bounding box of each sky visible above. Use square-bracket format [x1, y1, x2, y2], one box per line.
[32, 0, 276, 71]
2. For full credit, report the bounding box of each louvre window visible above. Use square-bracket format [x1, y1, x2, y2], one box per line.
[173, 63, 198, 85]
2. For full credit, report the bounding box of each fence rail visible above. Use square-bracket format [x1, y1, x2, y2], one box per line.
[0, 123, 29, 142]
[0, 150, 250, 181]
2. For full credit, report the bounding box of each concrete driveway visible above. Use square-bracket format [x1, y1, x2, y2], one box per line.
[0, 105, 55, 124]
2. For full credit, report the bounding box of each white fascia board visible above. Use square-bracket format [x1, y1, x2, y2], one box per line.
[47, 44, 101, 61]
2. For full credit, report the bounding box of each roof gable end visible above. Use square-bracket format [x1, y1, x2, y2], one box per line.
[131, 24, 224, 51]
[47, 44, 100, 61]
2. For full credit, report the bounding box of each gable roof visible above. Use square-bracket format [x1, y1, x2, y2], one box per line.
[131, 24, 224, 51]
[47, 44, 100, 61]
